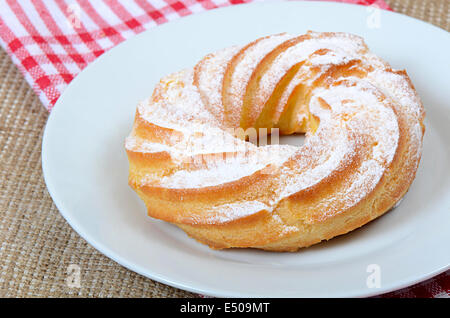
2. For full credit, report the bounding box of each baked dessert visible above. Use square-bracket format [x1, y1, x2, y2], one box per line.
[125, 31, 425, 252]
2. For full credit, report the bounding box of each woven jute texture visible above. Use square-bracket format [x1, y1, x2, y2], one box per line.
[0, 0, 448, 298]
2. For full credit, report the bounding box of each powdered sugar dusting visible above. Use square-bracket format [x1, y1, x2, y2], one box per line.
[159, 158, 266, 188]
[207, 201, 272, 224]
[252, 32, 367, 122]
[195, 46, 242, 125]
[126, 31, 424, 225]
[137, 69, 219, 133]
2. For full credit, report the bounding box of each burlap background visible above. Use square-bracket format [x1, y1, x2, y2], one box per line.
[0, 0, 448, 297]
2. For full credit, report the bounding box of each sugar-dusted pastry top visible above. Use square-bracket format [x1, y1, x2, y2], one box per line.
[125, 31, 425, 251]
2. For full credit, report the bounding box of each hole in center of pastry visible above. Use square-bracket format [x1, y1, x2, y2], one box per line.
[242, 128, 306, 147]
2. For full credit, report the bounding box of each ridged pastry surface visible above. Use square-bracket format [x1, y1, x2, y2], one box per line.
[125, 31, 425, 251]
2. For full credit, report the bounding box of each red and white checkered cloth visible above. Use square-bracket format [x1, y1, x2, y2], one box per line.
[0, 0, 447, 298]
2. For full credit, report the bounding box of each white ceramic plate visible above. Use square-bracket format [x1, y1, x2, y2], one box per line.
[42, 1, 450, 297]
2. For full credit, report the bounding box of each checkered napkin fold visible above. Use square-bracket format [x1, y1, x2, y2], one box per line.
[0, 0, 447, 297]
